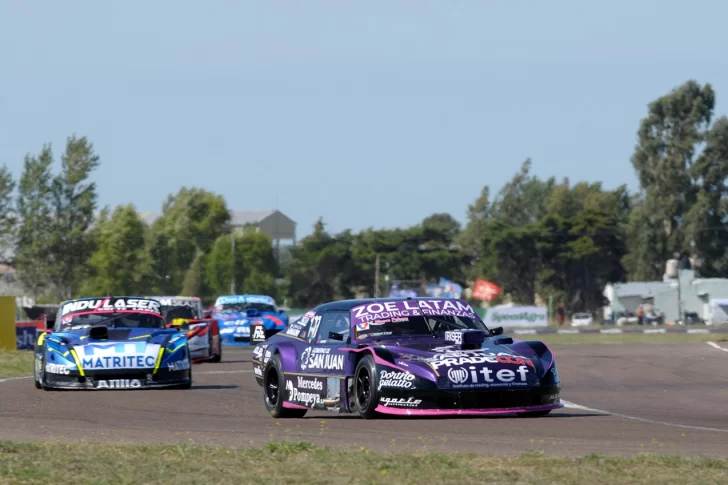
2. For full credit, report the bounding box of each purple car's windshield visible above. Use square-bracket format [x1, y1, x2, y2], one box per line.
[351, 299, 488, 340]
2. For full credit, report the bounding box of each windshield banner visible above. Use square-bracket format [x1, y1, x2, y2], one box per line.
[481, 305, 548, 327]
[60, 298, 162, 316]
[351, 299, 477, 326]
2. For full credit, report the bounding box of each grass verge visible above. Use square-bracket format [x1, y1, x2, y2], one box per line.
[0, 441, 726, 485]
[0, 351, 33, 379]
[534, 333, 728, 345]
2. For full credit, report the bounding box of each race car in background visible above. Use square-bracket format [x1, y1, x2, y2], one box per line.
[213, 294, 288, 346]
[34, 296, 192, 390]
[252, 297, 562, 418]
[149, 296, 222, 363]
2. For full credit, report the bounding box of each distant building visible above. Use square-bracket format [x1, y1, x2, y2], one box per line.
[603, 269, 728, 323]
[139, 209, 296, 264]
[138, 209, 296, 246]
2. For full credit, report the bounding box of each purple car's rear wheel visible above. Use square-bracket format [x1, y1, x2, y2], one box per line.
[263, 354, 307, 418]
[353, 355, 380, 419]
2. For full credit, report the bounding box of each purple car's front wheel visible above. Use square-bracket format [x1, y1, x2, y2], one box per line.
[353, 355, 380, 419]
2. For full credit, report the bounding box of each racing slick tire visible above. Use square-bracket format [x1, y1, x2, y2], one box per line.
[210, 342, 222, 363]
[353, 355, 381, 419]
[33, 352, 42, 389]
[263, 354, 307, 418]
[517, 410, 552, 418]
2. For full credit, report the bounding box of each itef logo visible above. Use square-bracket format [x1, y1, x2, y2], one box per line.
[447, 367, 468, 385]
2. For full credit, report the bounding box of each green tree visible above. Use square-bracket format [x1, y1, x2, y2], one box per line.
[459, 185, 491, 277]
[490, 159, 554, 225]
[206, 230, 280, 299]
[47, 135, 101, 299]
[82, 204, 148, 295]
[181, 252, 207, 297]
[285, 218, 356, 306]
[0, 165, 17, 265]
[15, 145, 54, 299]
[151, 187, 231, 293]
[630, 80, 716, 279]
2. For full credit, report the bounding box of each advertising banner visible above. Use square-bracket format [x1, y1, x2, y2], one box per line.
[15, 320, 45, 350]
[482, 305, 548, 328]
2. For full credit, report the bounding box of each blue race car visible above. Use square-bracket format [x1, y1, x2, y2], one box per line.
[33, 296, 192, 390]
[213, 295, 288, 346]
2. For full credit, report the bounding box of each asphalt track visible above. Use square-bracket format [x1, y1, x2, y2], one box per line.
[2, 342, 728, 457]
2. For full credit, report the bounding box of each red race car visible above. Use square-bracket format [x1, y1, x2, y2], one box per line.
[149, 296, 223, 363]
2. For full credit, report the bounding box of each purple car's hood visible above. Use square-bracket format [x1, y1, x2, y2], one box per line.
[363, 337, 550, 389]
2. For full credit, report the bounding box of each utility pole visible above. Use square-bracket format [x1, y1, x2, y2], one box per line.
[230, 230, 236, 294]
[374, 253, 380, 298]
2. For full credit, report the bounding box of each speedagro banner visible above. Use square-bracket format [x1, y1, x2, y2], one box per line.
[482, 306, 548, 328]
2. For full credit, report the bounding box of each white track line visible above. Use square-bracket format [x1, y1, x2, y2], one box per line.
[0, 376, 31, 383]
[0, 369, 253, 383]
[562, 400, 728, 433]
[707, 341, 728, 353]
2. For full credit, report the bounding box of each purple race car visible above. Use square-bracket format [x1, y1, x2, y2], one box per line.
[252, 297, 563, 418]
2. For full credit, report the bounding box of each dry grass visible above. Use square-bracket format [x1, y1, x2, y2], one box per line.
[0, 441, 726, 485]
[0, 351, 34, 379]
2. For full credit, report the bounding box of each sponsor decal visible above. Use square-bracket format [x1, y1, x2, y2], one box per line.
[309, 315, 322, 338]
[351, 299, 477, 325]
[234, 326, 250, 335]
[285, 325, 302, 337]
[168, 360, 191, 371]
[264, 350, 272, 363]
[45, 363, 70, 375]
[62, 298, 161, 316]
[158, 298, 197, 307]
[254, 366, 263, 376]
[296, 376, 324, 391]
[304, 311, 316, 319]
[96, 379, 142, 389]
[82, 355, 157, 369]
[378, 370, 415, 390]
[222, 319, 249, 326]
[356, 321, 370, 331]
[285, 379, 322, 406]
[446, 365, 530, 388]
[551, 366, 560, 383]
[379, 397, 422, 408]
[428, 350, 535, 370]
[300, 347, 345, 371]
[75, 342, 161, 369]
[252, 325, 266, 341]
[444, 331, 462, 344]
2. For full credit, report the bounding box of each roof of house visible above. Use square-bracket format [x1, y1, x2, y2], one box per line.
[134, 210, 287, 227]
[611, 282, 669, 298]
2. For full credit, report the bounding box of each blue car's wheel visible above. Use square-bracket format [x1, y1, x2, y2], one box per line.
[263, 354, 307, 419]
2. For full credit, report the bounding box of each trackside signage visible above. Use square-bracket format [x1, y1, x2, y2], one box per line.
[482, 306, 548, 328]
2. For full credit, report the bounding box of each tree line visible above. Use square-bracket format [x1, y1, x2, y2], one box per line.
[2, 80, 728, 312]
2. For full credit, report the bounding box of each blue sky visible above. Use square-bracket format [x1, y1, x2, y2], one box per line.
[1, 1, 727, 238]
